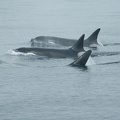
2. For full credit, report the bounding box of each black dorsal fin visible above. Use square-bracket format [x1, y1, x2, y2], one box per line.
[70, 50, 92, 67]
[71, 34, 85, 52]
[84, 28, 101, 46]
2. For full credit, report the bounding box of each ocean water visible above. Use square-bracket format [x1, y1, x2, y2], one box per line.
[0, 0, 120, 120]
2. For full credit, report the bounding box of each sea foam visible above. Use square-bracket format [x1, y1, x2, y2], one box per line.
[6, 50, 36, 56]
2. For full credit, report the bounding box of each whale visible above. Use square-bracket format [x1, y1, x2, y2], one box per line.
[15, 34, 85, 58]
[31, 28, 101, 48]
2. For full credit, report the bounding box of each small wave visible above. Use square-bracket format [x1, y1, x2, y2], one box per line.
[100, 61, 120, 65]
[6, 50, 50, 60]
[104, 43, 120, 46]
[6, 50, 36, 56]
[92, 51, 120, 57]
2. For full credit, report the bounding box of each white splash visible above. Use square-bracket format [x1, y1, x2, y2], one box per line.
[6, 50, 36, 56]
[98, 40, 104, 46]
[89, 40, 103, 48]
[86, 56, 96, 66]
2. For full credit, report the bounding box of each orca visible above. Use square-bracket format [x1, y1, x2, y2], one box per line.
[70, 50, 92, 67]
[15, 34, 85, 58]
[31, 28, 101, 48]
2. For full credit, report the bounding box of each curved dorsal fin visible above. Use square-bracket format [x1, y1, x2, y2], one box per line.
[84, 28, 101, 46]
[71, 34, 85, 52]
[70, 50, 92, 67]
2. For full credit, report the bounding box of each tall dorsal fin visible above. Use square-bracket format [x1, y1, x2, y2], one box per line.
[71, 34, 85, 52]
[84, 28, 101, 46]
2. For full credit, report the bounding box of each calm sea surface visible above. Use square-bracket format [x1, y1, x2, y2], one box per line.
[0, 0, 120, 120]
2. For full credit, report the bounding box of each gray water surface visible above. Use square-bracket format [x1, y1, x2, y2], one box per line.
[0, 0, 120, 120]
